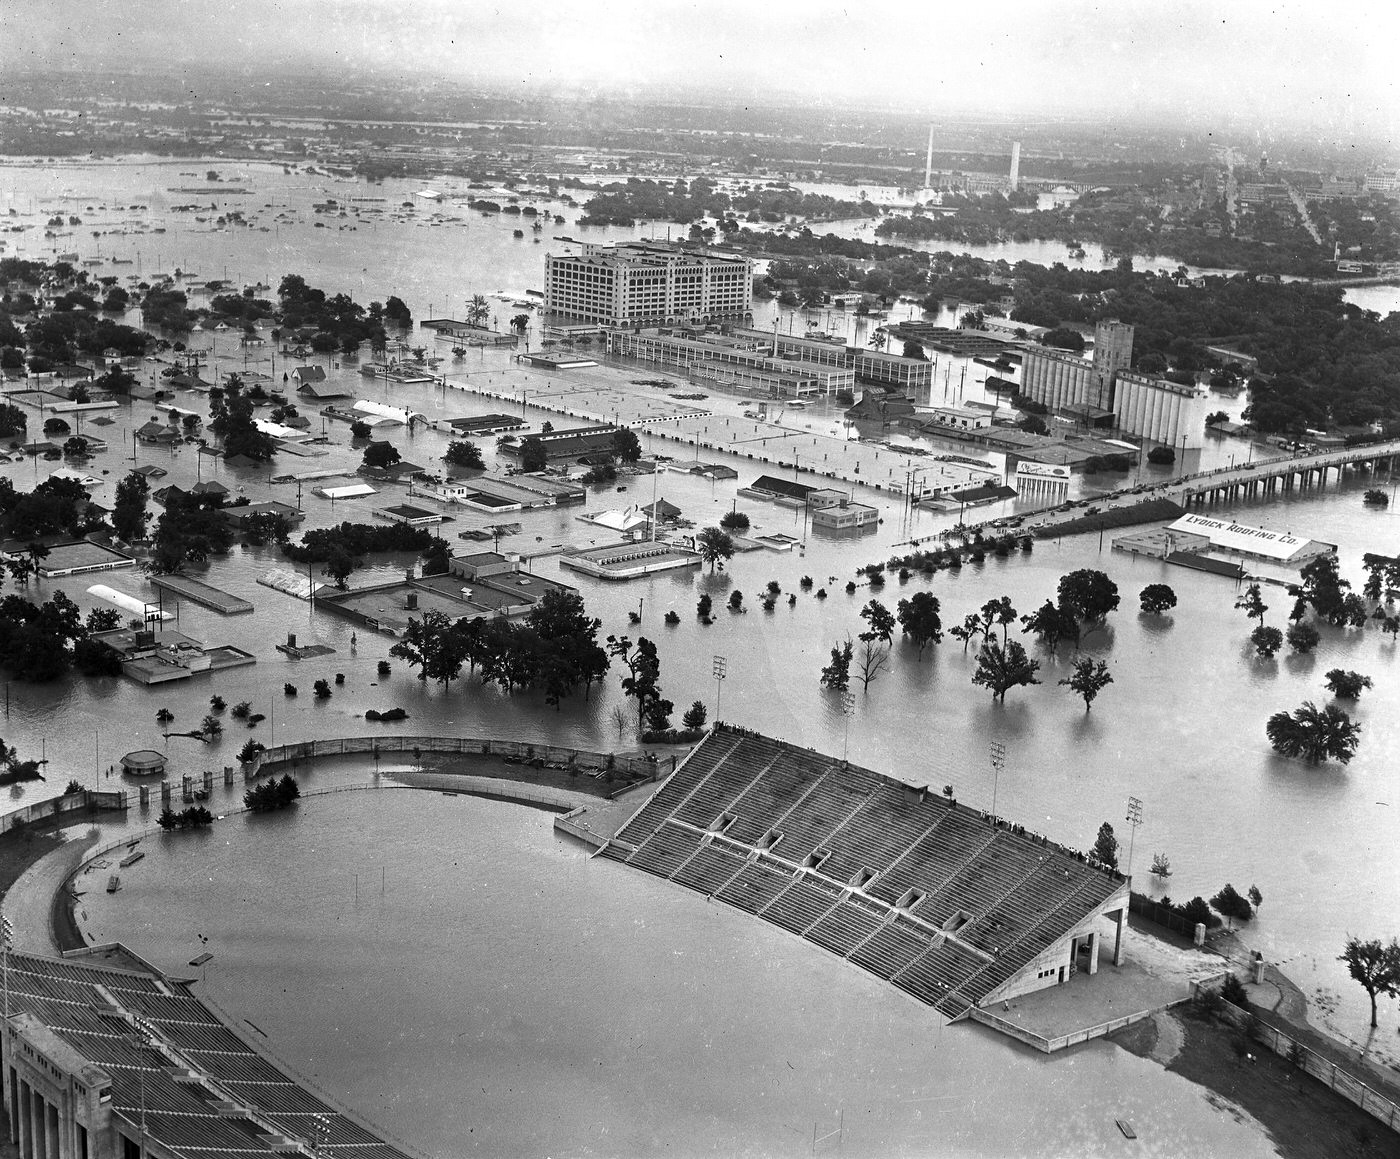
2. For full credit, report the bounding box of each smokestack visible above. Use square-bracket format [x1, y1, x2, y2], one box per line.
[1009, 141, 1021, 193]
[924, 125, 933, 191]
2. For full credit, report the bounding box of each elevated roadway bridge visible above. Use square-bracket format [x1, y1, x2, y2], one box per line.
[1178, 440, 1400, 508]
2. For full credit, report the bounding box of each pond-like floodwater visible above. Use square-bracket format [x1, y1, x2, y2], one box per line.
[75, 788, 1280, 1159]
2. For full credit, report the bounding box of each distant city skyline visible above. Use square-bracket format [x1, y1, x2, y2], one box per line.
[6, 0, 1396, 140]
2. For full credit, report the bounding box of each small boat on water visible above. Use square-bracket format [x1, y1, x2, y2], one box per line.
[118, 850, 144, 868]
[106, 875, 121, 893]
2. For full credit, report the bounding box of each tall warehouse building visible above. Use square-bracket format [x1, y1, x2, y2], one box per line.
[543, 241, 753, 328]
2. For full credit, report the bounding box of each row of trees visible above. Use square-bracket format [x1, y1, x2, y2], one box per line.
[244, 774, 301, 813]
[1096, 822, 1262, 928]
[0, 590, 123, 681]
[157, 806, 213, 830]
[814, 571, 1130, 711]
[276, 274, 394, 355]
[0, 475, 104, 542]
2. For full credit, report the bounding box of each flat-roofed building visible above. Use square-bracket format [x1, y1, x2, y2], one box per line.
[850, 348, 932, 393]
[690, 359, 822, 398]
[1165, 513, 1335, 566]
[810, 498, 879, 533]
[499, 424, 619, 462]
[545, 240, 752, 327]
[607, 328, 851, 395]
[922, 404, 992, 432]
[320, 555, 576, 634]
[731, 328, 932, 393]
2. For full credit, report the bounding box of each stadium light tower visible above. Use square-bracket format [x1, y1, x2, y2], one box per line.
[841, 690, 856, 762]
[989, 741, 1006, 820]
[1125, 796, 1144, 880]
[310, 1113, 332, 1159]
[2, 915, 11, 1076]
[712, 655, 727, 723]
[126, 1021, 153, 1159]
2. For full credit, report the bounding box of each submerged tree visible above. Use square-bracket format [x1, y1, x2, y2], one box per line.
[978, 595, 1019, 645]
[1022, 598, 1079, 650]
[949, 611, 986, 653]
[1139, 584, 1177, 616]
[443, 440, 485, 470]
[606, 635, 663, 728]
[1266, 701, 1362, 765]
[859, 599, 896, 645]
[1338, 936, 1400, 1028]
[696, 527, 735, 572]
[1235, 582, 1269, 625]
[1057, 569, 1119, 627]
[820, 639, 853, 691]
[1324, 669, 1373, 700]
[1059, 656, 1113, 711]
[1297, 555, 1351, 626]
[390, 609, 466, 687]
[896, 592, 943, 658]
[971, 638, 1041, 703]
[855, 638, 890, 691]
[1210, 883, 1254, 929]
[1286, 621, 1321, 654]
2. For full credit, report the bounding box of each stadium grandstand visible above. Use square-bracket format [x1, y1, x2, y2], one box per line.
[0, 945, 413, 1159]
[601, 724, 1130, 1019]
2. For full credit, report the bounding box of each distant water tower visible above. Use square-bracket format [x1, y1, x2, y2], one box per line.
[1009, 141, 1021, 193]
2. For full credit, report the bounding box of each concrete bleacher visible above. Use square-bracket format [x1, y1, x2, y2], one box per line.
[2, 949, 413, 1157]
[605, 724, 1127, 1019]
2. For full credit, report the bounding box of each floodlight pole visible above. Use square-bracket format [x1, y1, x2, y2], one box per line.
[989, 741, 1006, 821]
[841, 690, 856, 762]
[2, 916, 12, 1080]
[1125, 796, 1144, 881]
[712, 655, 726, 723]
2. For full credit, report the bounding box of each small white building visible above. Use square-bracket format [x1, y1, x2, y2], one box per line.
[922, 405, 992, 432]
[811, 499, 879, 532]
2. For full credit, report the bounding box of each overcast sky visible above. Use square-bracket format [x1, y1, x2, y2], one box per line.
[7, 0, 1396, 135]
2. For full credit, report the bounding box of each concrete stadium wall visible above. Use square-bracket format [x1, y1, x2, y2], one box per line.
[243, 735, 662, 793]
[0, 790, 128, 835]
